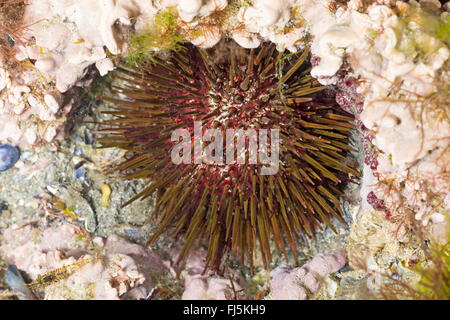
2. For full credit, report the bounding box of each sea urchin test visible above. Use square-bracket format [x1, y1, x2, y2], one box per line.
[171, 120, 280, 175]
[96, 40, 359, 272]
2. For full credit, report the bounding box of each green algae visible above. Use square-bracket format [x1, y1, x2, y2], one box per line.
[126, 7, 186, 66]
[395, 3, 449, 64]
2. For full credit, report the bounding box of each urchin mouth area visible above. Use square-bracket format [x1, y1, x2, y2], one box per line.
[205, 55, 279, 128]
[97, 39, 360, 273]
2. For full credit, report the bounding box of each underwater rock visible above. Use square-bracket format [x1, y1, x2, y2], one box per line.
[5, 264, 35, 300]
[0, 0, 448, 301]
[347, 208, 425, 288]
[0, 64, 80, 146]
[159, 0, 228, 23]
[305, 0, 449, 230]
[182, 275, 244, 300]
[21, 0, 157, 88]
[0, 144, 19, 172]
[270, 252, 346, 300]
[0, 222, 165, 300]
[0, 0, 156, 146]
[178, 248, 246, 300]
[235, 0, 309, 52]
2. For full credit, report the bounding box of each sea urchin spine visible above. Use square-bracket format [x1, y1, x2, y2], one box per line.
[96, 40, 359, 272]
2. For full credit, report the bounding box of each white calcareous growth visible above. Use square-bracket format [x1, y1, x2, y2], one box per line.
[0, 65, 68, 146]
[20, 0, 158, 92]
[0, 68, 9, 92]
[234, 0, 309, 52]
[160, 0, 228, 23]
[182, 275, 244, 300]
[310, 25, 358, 80]
[158, 0, 228, 48]
[0, 0, 158, 146]
[167, 247, 246, 300]
[188, 25, 223, 48]
[0, 223, 165, 300]
[270, 252, 346, 300]
[305, 0, 449, 229]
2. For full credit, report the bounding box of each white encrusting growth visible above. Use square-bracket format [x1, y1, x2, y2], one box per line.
[159, 0, 228, 23]
[305, 0, 449, 230]
[233, 0, 309, 52]
[0, 0, 157, 146]
[20, 0, 157, 92]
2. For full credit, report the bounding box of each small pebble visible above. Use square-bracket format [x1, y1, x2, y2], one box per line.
[100, 184, 112, 207]
[75, 166, 86, 180]
[128, 229, 139, 236]
[5, 265, 34, 300]
[85, 129, 93, 145]
[0, 200, 8, 212]
[0, 144, 20, 172]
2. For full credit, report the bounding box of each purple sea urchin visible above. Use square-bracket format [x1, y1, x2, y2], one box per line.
[96, 40, 359, 272]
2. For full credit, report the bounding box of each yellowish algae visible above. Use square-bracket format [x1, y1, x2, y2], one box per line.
[100, 184, 112, 207]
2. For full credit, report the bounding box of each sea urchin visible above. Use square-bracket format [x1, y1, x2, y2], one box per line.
[97, 40, 359, 272]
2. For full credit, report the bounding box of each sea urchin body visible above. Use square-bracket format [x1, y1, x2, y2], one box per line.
[97, 40, 359, 272]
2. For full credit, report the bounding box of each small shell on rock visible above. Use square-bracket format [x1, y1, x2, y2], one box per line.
[5, 265, 35, 300]
[101, 184, 112, 207]
[0, 144, 20, 172]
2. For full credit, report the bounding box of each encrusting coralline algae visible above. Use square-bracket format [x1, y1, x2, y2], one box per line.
[1, 222, 165, 299]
